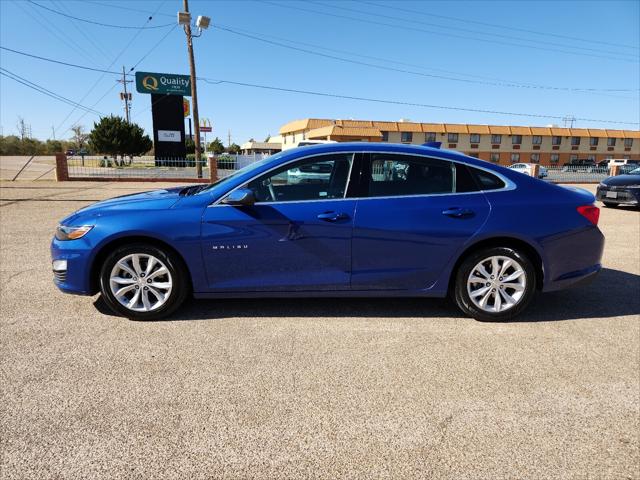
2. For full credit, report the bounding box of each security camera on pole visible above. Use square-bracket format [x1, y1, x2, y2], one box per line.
[178, 2, 210, 179]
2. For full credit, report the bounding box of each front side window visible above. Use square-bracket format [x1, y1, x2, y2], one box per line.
[512, 135, 522, 145]
[571, 136, 581, 146]
[530, 153, 540, 163]
[367, 154, 453, 197]
[401, 132, 413, 142]
[510, 153, 520, 163]
[448, 133, 459, 143]
[425, 132, 436, 142]
[607, 138, 616, 147]
[491, 134, 502, 144]
[624, 138, 633, 148]
[532, 135, 542, 145]
[470, 133, 481, 143]
[246, 153, 353, 203]
[552, 136, 562, 145]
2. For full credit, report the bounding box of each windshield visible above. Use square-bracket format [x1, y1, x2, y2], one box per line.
[190, 152, 287, 194]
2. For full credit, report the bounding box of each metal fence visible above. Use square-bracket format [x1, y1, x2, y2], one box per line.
[543, 165, 611, 183]
[66, 153, 269, 181]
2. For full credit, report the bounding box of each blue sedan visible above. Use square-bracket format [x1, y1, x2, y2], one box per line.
[51, 143, 604, 322]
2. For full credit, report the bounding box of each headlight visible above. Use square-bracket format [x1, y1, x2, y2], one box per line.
[55, 225, 93, 241]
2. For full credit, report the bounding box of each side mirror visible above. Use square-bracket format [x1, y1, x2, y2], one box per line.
[221, 188, 255, 206]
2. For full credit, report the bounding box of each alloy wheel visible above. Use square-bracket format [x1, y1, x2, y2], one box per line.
[466, 255, 526, 313]
[109, 253, 173, 312]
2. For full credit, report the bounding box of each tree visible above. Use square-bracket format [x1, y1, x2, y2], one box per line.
[88, 116, 152, 157]
[16, 117, 28, 141]
[70, 124, 88, 152]
[208, 137, 225, 155]
[227, 143, 241, 154]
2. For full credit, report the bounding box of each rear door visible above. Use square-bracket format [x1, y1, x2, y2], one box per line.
[350, 153, 491, 291]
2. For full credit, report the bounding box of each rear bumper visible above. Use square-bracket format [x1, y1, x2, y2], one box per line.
[541, 225, 605, 292]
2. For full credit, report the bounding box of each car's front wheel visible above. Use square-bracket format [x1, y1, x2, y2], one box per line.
[99, 243, 189, 320]
[453, 247, 537, 322]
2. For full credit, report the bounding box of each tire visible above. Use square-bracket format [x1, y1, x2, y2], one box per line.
[99, 243, 189, 320]
[602, 201, 617, 208]
[453, 247, 537, 322]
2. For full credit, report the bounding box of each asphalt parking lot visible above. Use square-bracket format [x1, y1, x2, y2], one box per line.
[0, 180, 638, 479]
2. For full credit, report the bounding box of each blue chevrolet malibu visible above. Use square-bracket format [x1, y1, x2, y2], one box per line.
[51, 143, 604, 321]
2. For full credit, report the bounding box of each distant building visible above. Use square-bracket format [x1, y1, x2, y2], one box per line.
[278, 118, 640, 165]
[240, 140, 281, 156]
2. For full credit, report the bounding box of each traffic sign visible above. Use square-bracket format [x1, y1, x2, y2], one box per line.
[183, 98, 190, 118]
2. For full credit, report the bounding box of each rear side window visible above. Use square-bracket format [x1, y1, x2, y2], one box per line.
[367, 154, 453, 197]
[468, 166, 506, 191]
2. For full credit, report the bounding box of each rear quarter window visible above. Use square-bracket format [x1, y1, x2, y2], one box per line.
[468, 166, 506, 191]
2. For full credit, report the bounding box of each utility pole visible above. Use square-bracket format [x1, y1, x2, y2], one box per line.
[183, 0, 203, 178]
[228, 129, 231, 148]
[51, 125, 56, 140]
[118, 66, 133, 122]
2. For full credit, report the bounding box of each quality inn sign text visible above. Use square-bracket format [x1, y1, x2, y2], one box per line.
[135, 71, 191, 96]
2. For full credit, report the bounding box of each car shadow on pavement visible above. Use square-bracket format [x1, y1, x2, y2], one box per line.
[93, 268, 639, 323]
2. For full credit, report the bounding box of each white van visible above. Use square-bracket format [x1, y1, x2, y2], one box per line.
[608, 158, 632, 168]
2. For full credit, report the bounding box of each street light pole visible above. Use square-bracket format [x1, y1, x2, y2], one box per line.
[182, 0, 203, 178]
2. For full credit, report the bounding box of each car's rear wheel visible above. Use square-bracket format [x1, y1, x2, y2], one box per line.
[453, 247, 537, 322]
[99, 243, 188, 320]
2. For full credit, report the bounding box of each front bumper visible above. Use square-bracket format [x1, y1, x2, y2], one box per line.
[50, 237, 94, 295]
[596, 185, 640, 205]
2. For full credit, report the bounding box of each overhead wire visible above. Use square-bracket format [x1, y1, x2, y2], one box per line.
[215, 24, 637, 97]
[261, 0, 638, 63]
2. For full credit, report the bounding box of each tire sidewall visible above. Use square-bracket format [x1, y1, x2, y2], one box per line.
[99, 243, 188, 320]
[454, 247, 536, 322]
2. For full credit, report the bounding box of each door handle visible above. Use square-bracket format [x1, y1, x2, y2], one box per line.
[317, 211, 350, 222]
[442, 207, 474, 218]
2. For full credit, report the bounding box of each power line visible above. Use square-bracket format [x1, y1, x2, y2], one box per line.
[0, 68, 104, 117]
[359, 0, 639, 51]
[83, 0, 174, 18]
[261, 1, 638, 63]
[57, 1, 169, 135]
[199, 77, 639, 126]
[0, 46, 123, 76]
[313, 0, 635, 57]
[27, 0, 174, 29]
[129, 24, 179, 72]
[215, 24, 637, 96]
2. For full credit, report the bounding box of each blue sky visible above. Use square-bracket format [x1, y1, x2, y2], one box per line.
[1, 0, 638, 145]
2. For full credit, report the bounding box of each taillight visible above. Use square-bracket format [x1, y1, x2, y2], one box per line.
[577, 205, 600, 225]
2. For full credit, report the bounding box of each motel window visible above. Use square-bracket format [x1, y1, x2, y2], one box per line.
[532, 136, 542, 145]
[381, 131, 389, 142]
[490, 153, 500, 163]
[510, 153, 520, 163]
[401, 132, 413, 143]
[571, 137, 581, 146]
[590, 137, 599, 146]
[491, 134, 502, 144]
[530, 153, 540, 163]
[512, 135, 522, 145]
[623, 155, 630, 160]
[570, 154, 578, 161]
[624, 138, 633, 148]
[587, 155, 596, 161]
[470, 133, 481, 143]
[448, 133, 459, 143]
[550, 154, 559, 163]
[425, 132, 436, 142]
[607, 138, 616, 147]
[552, 136, 562, 145]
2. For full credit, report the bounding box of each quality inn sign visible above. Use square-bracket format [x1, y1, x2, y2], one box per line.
[135, 71, 191, 96]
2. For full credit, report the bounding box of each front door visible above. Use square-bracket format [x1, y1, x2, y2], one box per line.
[351, 153, 491, 291]
[201, 153, 356, 292]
